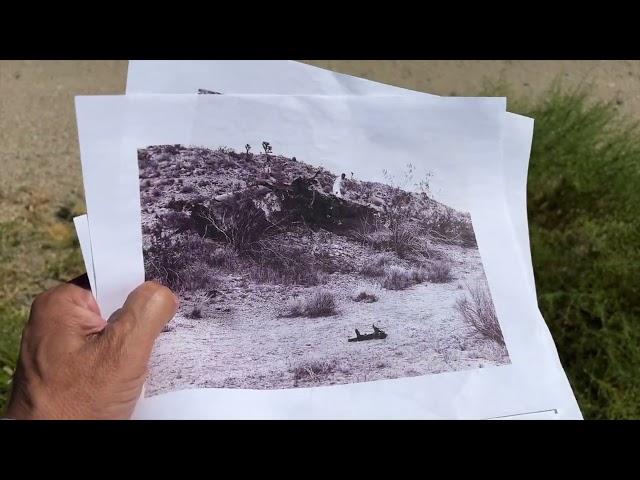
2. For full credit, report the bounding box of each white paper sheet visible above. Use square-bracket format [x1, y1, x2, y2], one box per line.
[73, 214, 95, 295]
[75, 93, 581, 419]
[501, 113, 536, 293]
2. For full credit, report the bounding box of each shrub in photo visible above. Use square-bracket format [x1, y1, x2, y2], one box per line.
[303, 290, 337, 317]
[458, 223, 478, 248]
[389, 222, 422, 258]
[455, 283, 505, 346]
[179, 263, 219, 293]
[352, 216, 387, 250]
[282, 289, 337, 318]
[245, 236, 331, 286]
[353, 290, 378, 303]
[381, 266, 414, 290]
[144, 233, 186, 290]
[426, 260, 453, 283]
[248, 260, 325, 287]
[186, 291, 212, 319]
[283, 297, 305, 317]
[144, 231, 221, 292]
[291, 359, 337, 383]
[359, 253, 395, 277]
[208, 244, 240, 271]
[158, 211, 193, 234]
[410, 266, 428, 284]
[352, 283, 380, 303]
[191, 193, 272, 253]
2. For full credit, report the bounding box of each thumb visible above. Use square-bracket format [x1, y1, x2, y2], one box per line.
[104, 281, 178, 354]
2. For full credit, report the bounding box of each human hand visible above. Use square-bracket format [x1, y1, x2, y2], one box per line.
[4, 278, 178, 420]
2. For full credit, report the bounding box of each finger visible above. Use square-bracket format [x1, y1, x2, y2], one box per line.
[66, 276, 101, 317]
[30, 282, 105, 335]
[103, 281, 178, 352]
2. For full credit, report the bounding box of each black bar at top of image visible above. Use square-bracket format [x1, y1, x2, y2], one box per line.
[2, 10, 640, 59]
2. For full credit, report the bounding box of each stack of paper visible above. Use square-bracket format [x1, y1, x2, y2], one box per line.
[73, 61, 582, 419]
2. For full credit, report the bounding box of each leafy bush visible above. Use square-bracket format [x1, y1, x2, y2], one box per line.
[360, 228, 391, 252]
[217, 146, 235, 155]
[477, 84, 640, 418]
[207, 244, 240, 271]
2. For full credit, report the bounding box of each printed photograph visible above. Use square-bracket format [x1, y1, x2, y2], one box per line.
[138, 143, 511, 396]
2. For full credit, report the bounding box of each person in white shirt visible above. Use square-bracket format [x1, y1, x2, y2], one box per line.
[333, 173, 346, 198]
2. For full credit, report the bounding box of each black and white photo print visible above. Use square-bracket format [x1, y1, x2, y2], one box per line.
[138, 143, 510, 396]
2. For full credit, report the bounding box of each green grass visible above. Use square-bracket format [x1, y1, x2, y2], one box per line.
[0, 198, 85, 413]
[1, 84, 639, 418]
[0, 301, 26, 407]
